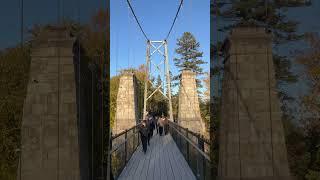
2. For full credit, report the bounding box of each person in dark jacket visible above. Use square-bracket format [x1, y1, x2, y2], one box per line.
[149, 116, 155, 137]
[158, 115, 165, 136]
[164, 117, 169, 135]
[155, 116, 159, 134]
[138, 120, 149, 154]
[146, 118, 152, 146]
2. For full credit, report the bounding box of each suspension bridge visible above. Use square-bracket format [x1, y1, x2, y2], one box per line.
[110, 0, 210, 179]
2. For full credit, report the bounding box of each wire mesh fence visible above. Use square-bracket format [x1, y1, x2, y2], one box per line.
[168, 121, 212, 180]
[110, 124, 141, 179]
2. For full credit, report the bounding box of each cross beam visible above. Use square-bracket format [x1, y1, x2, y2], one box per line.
[143, 40, 173, 120]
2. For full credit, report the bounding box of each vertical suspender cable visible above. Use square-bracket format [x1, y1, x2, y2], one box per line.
[165, 0, 184, 41]
[116, 30, 119, 76]
[91, 66, 94, 180]
[57, 1, 61, 179]
[265, 0, 275, 176]
[127, 2, 130, 69]
[235, 46, 242, 178]
[77, 1, 82, 178]
[19, 0, 24, 179]
[20, 0, 24, 48]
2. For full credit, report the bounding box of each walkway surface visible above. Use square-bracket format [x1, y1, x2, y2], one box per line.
[118, 132, 196, 180]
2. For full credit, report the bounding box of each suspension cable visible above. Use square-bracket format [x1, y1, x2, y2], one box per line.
[126, 0, 149, 40]
[165, 0, 184, 40]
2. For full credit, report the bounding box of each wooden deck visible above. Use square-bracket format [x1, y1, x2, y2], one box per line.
[118, 132, 196, 180]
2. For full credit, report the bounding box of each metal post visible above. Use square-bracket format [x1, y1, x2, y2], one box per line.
[133, 128, 136, 149]
[186, 129, 190, 164]
[124, 130, 128, 163]
[179, 126, 181, 148]
[164, 40, 174, 121]
[106, 132, 112, 180]
[143, 40, 150, 120]
[197, 134, 204, 180]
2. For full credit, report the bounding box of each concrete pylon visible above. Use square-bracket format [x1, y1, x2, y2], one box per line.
[114, 72, 138, 134]
[178, 70, 206, 134]
[218, 26, 291, 179]
[18, 27, 80, 180]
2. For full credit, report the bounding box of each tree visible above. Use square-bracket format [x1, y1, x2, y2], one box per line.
[0, 46, 30, 180]
[294, 32, 320, 179]
[296, 33, 320, 115]
[203, 72, 210, 102]
[174, 32, 207, 88]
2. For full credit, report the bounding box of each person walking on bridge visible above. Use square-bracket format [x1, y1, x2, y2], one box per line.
[158, 115, 165, 136]
[138, 120, 148, 154]
[148, 115, 155, 137]
[155, 116, 159, 134]
[164, 116, 169, 135]
[146, 116, 152, 146]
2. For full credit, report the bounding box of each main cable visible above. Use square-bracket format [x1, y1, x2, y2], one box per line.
[126, 0, 149, 40]
[165, 0, 184, 40]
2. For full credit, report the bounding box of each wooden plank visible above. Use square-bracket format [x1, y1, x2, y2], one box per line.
[166, 136, 182, 180]
[147, 131, 158, 180]
[118, 144, 140, 179]
[122, 145, 143, 179]
[173, 142, 196, 180]
[153, 135, 161, 180]
[163, 135, 176, 180]
[117, 133, 196, 180]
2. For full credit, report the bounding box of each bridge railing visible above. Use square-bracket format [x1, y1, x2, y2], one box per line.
[110, 123, 141, 179]
[168, 121, 212, 180]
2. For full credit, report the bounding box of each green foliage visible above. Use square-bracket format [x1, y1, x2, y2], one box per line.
[174, 32, 207, 89]
[306, 170, 320, 180]
[110, 75, 120, 129]
[0, 46, 31, 180]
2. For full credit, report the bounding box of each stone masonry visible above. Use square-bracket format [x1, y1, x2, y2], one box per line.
[218, 26, 291, 179]
[114, 72, 138, 135]
[18, 27, 80, 180]
[178, 70, 206, 134]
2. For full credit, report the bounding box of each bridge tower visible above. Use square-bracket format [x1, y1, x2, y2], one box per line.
[142, 40, 173, 121]
[178, 70, 206, 134]
[114, 71, 139, 134]
[218, 26, 291, 179]
[18, 27, 80, 180]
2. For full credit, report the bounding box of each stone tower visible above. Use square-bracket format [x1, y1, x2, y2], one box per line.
[19, 27, 80, 180]
[114, 72, 138, 134]
[218, 26, 291, 179]
[178, 70, 206, 134]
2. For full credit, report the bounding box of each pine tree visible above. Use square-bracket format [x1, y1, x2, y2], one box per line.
[174, 32, 207, 88]
[156, 75, 162, 87]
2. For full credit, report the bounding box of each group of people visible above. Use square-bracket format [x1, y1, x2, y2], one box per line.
[138, 114, 169, 154]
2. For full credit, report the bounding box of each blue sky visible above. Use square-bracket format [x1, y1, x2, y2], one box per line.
[0, 0, 107, 50]
[110, 0, 210, 94]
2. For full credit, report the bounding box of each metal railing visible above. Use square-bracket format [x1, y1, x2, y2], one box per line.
[168, 121, 212, 180]
[110, 123, 141, 179]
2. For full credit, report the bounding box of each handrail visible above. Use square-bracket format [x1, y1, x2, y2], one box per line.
[110, 123, 141, 179]
[111, 122, 141, 139]
[169, 122, 211, 161]
[111, 133, 138, 153]
[169, 120, 210, 145]
[168, 120, 212, 180]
